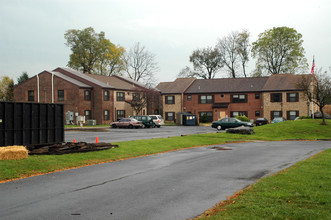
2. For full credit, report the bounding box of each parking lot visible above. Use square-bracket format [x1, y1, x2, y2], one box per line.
[65, 125, 217, 143]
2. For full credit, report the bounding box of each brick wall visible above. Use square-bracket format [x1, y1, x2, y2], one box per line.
[184, 93, 212, 116]
[14, 76, 37, 102]
[13, 71, 116, 125]
[14, 70, 151, 125]
[162, 94, 182, 121]
[324, 105, 331, 114]
[227, 93, 263, 120]
[113, 90, 147, 120]
[114, 90, 133, 119]
[14, 71, 92, 122]
[184, 92, 263, 121]
[101, 89, 114, 124]
[263, 91, 309, 121]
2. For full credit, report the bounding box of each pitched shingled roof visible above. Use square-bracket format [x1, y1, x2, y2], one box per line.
[51, 71, 92, 88]
[185, 77, 269, 94]
[113, 75, 148, 88]
[54, 67, 155, 91]
[261, 74, 312, 91]
[53, 67, 114, 89]
[86, 74, 147, 91]
[156, 78, 196, 94]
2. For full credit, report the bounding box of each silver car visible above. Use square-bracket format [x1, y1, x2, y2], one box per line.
[149, 115, 164, 128]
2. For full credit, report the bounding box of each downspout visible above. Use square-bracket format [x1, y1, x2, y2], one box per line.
[37, 74, 40, 102]
[181, 93, 184, 112]
[113, 90, 116, 121]
[52, 73, 54, 103]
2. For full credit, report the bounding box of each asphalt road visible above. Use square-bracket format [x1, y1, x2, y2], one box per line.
[65, 126, 216, 143]
[1, 141, 330, 220]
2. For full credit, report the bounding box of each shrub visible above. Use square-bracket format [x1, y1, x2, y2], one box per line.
[200, 114, 209, 123]
[299, 116, 311, 119]
[236, 115, 250, 122]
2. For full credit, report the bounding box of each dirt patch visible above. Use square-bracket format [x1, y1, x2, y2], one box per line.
[27, 142, 118, 155]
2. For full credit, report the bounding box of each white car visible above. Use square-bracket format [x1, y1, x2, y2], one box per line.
[149, 115, 164, 128]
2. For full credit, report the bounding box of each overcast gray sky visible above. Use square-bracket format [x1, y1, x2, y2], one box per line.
[1, 0, 330, 83]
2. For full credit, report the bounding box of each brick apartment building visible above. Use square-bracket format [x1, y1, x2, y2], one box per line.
[157, 74, 314, 122]
[184, 77, 268, 122]
[14, 67, 158, 125]
[261, 74, 312, 121]
[156, 78, 196, 121]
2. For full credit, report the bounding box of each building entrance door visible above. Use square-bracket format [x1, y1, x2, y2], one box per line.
[219, 111, 226, 120]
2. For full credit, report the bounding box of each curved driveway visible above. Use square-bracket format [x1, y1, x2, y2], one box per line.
[1, 141, 330, 220]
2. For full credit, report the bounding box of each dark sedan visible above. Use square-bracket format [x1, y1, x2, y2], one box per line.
[110, 118, 143, 129]
[211, 118, 253, 130]
[254, 117, 268, 126]
[130, 115, 155, 128]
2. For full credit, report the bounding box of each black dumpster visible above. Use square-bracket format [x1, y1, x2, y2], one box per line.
[0, 102, 64, 146]
[176, 112, 198, 126]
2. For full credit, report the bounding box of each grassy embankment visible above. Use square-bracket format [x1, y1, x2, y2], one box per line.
[1, 119, 330, 182]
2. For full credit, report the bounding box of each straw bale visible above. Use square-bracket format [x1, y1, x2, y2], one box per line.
[0, 146, 28, 160]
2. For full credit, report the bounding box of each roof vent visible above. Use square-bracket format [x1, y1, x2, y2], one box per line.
[198, 86, 200, 90]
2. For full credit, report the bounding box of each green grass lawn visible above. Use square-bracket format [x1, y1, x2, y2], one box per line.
[1, 119, 330, 183]
[196, 148, 331, 220]
[249, 119, 331, 141]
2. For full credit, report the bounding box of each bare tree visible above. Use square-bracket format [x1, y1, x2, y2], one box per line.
[126, 88, 160, 115]
[297, 69, 331, 125]
[179, 30, 250, 79]
[217, 31, 240, 78]
[216, 30, 251, 78]
[177, 66, 195, 78]
[237, 30, 250, 77]
[123, 42, 159, 85]
[129, 92, 147, 116]
[145, 88, 162, 115]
